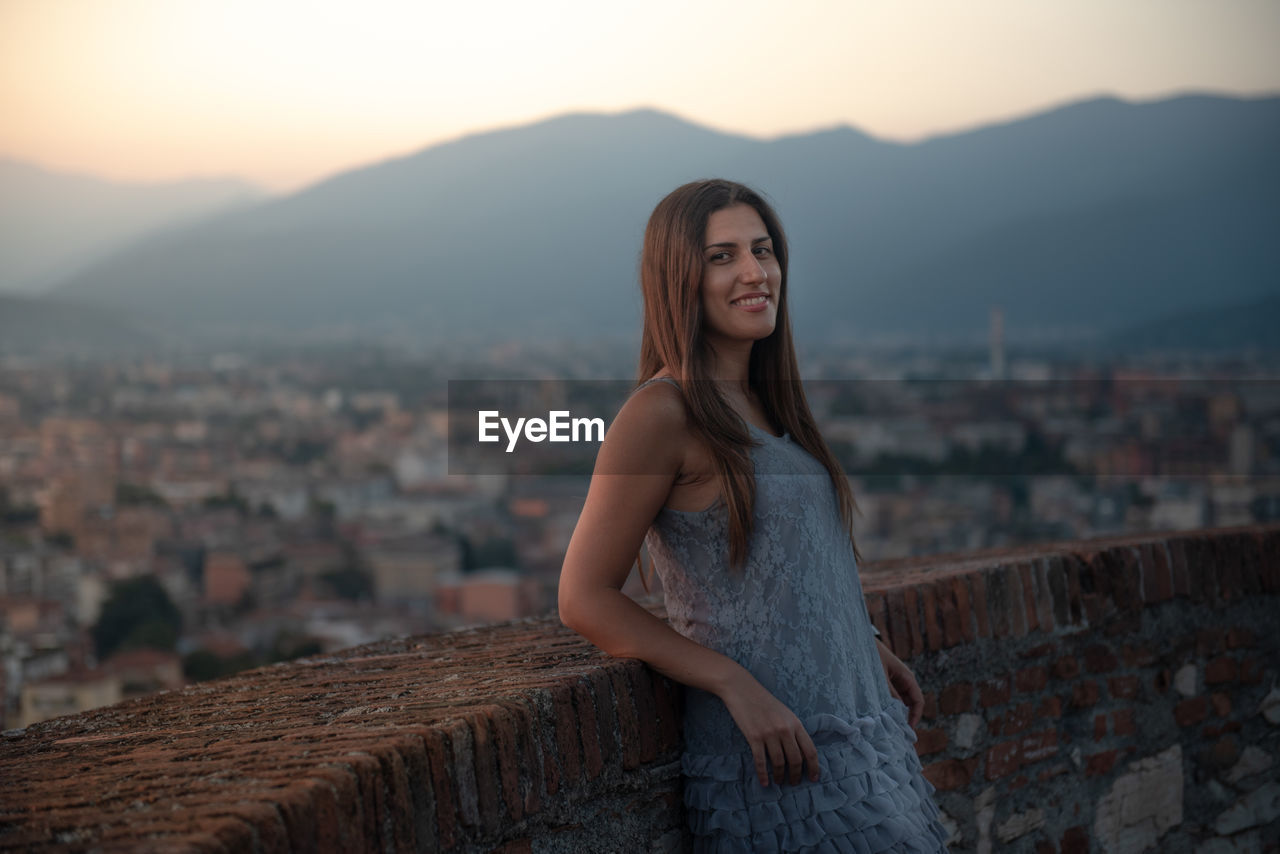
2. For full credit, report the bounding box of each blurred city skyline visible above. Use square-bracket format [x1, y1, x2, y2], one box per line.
[3, 0, 1279, 192]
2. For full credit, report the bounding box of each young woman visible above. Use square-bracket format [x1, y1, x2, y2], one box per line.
[558, 179, 949, 852]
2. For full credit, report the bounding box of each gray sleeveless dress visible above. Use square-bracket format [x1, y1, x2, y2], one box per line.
[638, 378, 950, 853]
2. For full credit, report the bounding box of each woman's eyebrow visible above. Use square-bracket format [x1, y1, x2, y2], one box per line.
[703, 235, 772, 251]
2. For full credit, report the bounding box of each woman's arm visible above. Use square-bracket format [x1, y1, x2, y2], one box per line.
[876, 638, 925, 727]
[558, 383, 820, 786]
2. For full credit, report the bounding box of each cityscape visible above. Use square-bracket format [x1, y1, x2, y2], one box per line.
[3, 329, 1277, 730]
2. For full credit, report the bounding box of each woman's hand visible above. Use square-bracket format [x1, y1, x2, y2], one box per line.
[717, 667, 820, 787]
[876, 639, 924, 728]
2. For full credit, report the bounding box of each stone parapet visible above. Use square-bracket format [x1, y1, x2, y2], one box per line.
[2, 523, 1278, 852]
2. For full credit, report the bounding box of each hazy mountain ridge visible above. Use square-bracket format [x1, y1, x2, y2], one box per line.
[1106, 292, 1280, 352]
[0, 294, 156, 354]
[0, 158, 265, 296]
[40, 93, 1280, 347]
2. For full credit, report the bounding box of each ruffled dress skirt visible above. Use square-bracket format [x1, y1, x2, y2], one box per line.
[682, 701, 950, 853]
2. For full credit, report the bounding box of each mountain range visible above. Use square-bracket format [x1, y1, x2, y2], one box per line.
[0, 158, 262, 296]
[11, 93, 1279, 351]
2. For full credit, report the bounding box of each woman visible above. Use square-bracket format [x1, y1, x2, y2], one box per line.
[558, 179, 949, 852]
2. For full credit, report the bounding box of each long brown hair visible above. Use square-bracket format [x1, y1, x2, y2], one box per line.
[637, 178, 863, 569]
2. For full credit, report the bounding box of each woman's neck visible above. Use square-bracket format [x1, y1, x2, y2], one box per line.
[704, 339, 752, 386]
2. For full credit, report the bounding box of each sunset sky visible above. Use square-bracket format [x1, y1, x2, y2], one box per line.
[2, 0, 1278, 193]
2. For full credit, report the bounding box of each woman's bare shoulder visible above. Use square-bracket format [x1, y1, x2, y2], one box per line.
[619, 377, 687, 433]
[597, 376, 690, 472]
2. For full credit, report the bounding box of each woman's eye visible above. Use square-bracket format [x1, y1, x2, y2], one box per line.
[754, 246, 772, 257]
[709, 252, 730, 262]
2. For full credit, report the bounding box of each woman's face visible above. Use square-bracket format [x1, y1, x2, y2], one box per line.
[698, 204, 780, 349]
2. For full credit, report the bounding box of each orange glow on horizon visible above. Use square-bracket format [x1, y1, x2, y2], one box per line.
[2, 0, 1278, 192]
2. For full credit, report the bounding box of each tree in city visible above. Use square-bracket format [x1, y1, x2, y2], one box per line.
[91, 575, 183, 659]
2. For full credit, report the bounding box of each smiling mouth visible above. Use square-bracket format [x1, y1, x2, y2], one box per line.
[731, 295, 769, 306]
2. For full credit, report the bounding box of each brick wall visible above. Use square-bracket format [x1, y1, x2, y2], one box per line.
[1, 523, 1277, 852]
[861, 525, 1280, 853]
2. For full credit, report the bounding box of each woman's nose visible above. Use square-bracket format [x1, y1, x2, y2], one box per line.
[738, 256, 767, 283]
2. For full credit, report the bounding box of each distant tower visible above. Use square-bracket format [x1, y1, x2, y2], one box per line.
[989, 305, 1005, 380]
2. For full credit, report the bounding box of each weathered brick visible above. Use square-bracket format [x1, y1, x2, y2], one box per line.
[1038, 696, 1062, 719]
[922, 758, 973, 791]
[548, 684, 581, 788]
[921, 581, 943, 652]
[586, 666, 621, 774]
[460, 717, 499, 834]
[626, 666, 660, 764]
[1093, 714, 1108, 741]
[1061, 825, 1089, 854]
[488, 705, 524, 822]
[1018, 562, 1040, 635]
[985, 739, 1022, 780]
[1085, 749, 1119, 777]
[936, 579, 965, 648]
[1174, 696, 1208, 727]
[1238, 656, 1264, 685]
[1071, 681, 1100, 708]
[422, 729, 459, 848]
[903, 585, 925, 659]
[1063, 555, 1086, 626]
[1140, 541, 1174, 602]
[920, 691, 938, 720]
[1016, 666, 1049, 694]
[970, 571, 992, 639]
[1211, 692, 1232, 717]
[1197, 627, 1226, 657]
[1046, 554, 1071, 628]
[1052, 656, 1080, 680]
[1111, 709, 1136, 737]
[951, 574, 974, 643]
[1205, 656, 1238, 685]
[1262, 530, 1280, 592]
[1081, 592, 1109, 624]
[939, 682, 973, 715]
[1120, 643, 1155, 668]
[607, 667, 643, 771]
[914, 728, 948, 756]
[887, 588, 912, 660]
[1007, 564, 1031, 637]
[571, 679, 604, 780]
[375, 737, 426, 852]
[979, 676, 1012, 708]
[1167, 537, 1191, 598]
[1083, 644, 1118, 674]
[1225, 628, 1256, 649]
[1007, 702, 1036, 736]
[1208, 735, 1241, 770]
[1032, 557, 1057, 633]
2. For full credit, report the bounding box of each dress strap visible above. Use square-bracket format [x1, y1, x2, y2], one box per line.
[633, 375, 682, 394]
